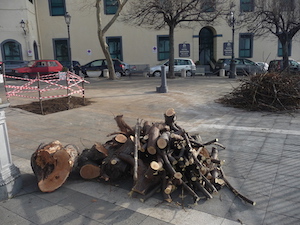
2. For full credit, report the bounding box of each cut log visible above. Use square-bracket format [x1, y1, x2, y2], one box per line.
[73, 109, 253, 206]
[146, 124, 160, 155]
[142, 121, 152, 135]
[157, 131, 170, 149]
[115, 134, 128, 144]
[80, 163, 101, 179]
[31, 141, 79, 192]
[114, 115, 134, 136]
[101, 137, 134, 181]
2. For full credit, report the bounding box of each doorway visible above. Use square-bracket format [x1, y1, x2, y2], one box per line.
[199, 27, 215, 70]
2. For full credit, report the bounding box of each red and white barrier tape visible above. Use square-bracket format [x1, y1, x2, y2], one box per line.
[4, 72, 88, 100]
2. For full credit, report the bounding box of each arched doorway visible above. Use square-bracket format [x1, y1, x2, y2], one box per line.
[33, 41, 39, 60]
[199, 27, 214, 69]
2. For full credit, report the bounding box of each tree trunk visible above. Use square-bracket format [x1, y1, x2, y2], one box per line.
[96, 0, 116, 80]
[168, 23, 176, 78]
[278, 33, 290, 72]
[31, 141, 79, 192]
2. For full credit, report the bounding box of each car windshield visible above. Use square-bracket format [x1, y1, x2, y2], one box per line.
[27, 60, 36, 67]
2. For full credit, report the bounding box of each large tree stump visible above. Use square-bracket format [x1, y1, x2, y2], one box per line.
[31, 141, 79, 192]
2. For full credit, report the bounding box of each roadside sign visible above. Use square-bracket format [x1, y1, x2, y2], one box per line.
[223, 42, 232, 56]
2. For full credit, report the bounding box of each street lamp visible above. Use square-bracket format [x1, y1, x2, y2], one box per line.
[64, 12, 73, 72]
[20, 19, 26, 35]
[227, 3, 244, 79]
[227, 4, 236, 78]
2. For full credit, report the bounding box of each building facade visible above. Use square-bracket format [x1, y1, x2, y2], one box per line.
[0, 0, 299, 71]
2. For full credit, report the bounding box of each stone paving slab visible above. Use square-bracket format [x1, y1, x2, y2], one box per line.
[1, 76, 300, 224]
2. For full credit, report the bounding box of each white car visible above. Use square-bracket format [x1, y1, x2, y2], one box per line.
[149, 58, 196, 77]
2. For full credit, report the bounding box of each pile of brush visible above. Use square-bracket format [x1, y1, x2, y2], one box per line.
[218, 73, 300, 111]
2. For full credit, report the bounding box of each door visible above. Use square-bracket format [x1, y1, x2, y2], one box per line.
[199, 27, 214, 66]
[30, 61, 49, 75]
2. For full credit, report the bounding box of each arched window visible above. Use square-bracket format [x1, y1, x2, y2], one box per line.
[33, 41, 39, 60]
[1, 40, 22, 60]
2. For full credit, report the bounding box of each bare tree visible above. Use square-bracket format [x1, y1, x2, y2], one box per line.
[122, 0, 225, 78]
[96, 0, 128, 80]
[246, 0, 300, 71]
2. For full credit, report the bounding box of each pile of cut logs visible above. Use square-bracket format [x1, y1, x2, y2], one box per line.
[31, 108, 255, 205]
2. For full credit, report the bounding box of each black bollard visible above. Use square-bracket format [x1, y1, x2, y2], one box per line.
[156, 65, 168, 93]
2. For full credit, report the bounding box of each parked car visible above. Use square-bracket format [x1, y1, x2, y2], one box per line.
[2, 60, 29, 75]
[121, 61, 131, 76]
[59, 60, 81, 75]
[268, 59, 300, 73]
[256, 62, 269, 72]
[149, 58, 196, 77]
[81, 59, 125, 78]
[11, 59, 63, 78]
[215, 58, 264, 76]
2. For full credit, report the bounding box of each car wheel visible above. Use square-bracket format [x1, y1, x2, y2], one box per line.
[225, 70, 230, 76]
[186, 70, 192, 77]
[124, 69, 130, 76]
[153, 71, 161, 77]
[115, 71, 122, 78]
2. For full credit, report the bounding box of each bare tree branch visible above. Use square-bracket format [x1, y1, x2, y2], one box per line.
[122, 0, 227, 78]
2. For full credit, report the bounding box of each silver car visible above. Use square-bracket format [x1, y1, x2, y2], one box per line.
[150, 58, 196, 77]
[215, 58, 264, 76]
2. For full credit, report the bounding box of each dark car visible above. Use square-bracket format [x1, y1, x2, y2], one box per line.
[2, 60, 29, 75]
[215, 58, 263, 76]
[59, 60, 81, 75]
[81, 59, 125, 78]
[268, 59, 300, 73]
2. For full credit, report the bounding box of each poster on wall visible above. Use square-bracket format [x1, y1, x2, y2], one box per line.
[223, 42, 233, 56]
[179, 43, 190, 57]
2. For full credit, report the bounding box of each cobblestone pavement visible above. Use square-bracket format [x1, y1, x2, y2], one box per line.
[1, 76, 300, 225]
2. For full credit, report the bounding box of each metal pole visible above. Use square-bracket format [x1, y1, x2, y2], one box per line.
[229, 14, 236, 79]
[156, 66, 168, 93]
[67, 24, 73, 72]
[37, 72, 44, 115]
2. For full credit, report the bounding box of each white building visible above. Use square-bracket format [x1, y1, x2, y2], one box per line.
[0, 0, 299, 72]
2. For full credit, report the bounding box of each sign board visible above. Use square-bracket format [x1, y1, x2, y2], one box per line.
[27, 50, 33, 57]
[152, 46, 157, 53]
[87, 49, 92, 55]
[223, 42, 232, 56]
[179, 43, 190, 57]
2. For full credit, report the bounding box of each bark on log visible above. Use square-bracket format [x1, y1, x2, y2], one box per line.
[101, 137, 134, 181]
[147, 124, 160, 155]
[157, 131, 170, 150]
[31, 141, 79, 192]
[114, 115, 134, 136]
[220, 168, 256, 205]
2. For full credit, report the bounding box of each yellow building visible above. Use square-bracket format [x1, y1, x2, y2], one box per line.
[0, 0, 299, 73]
